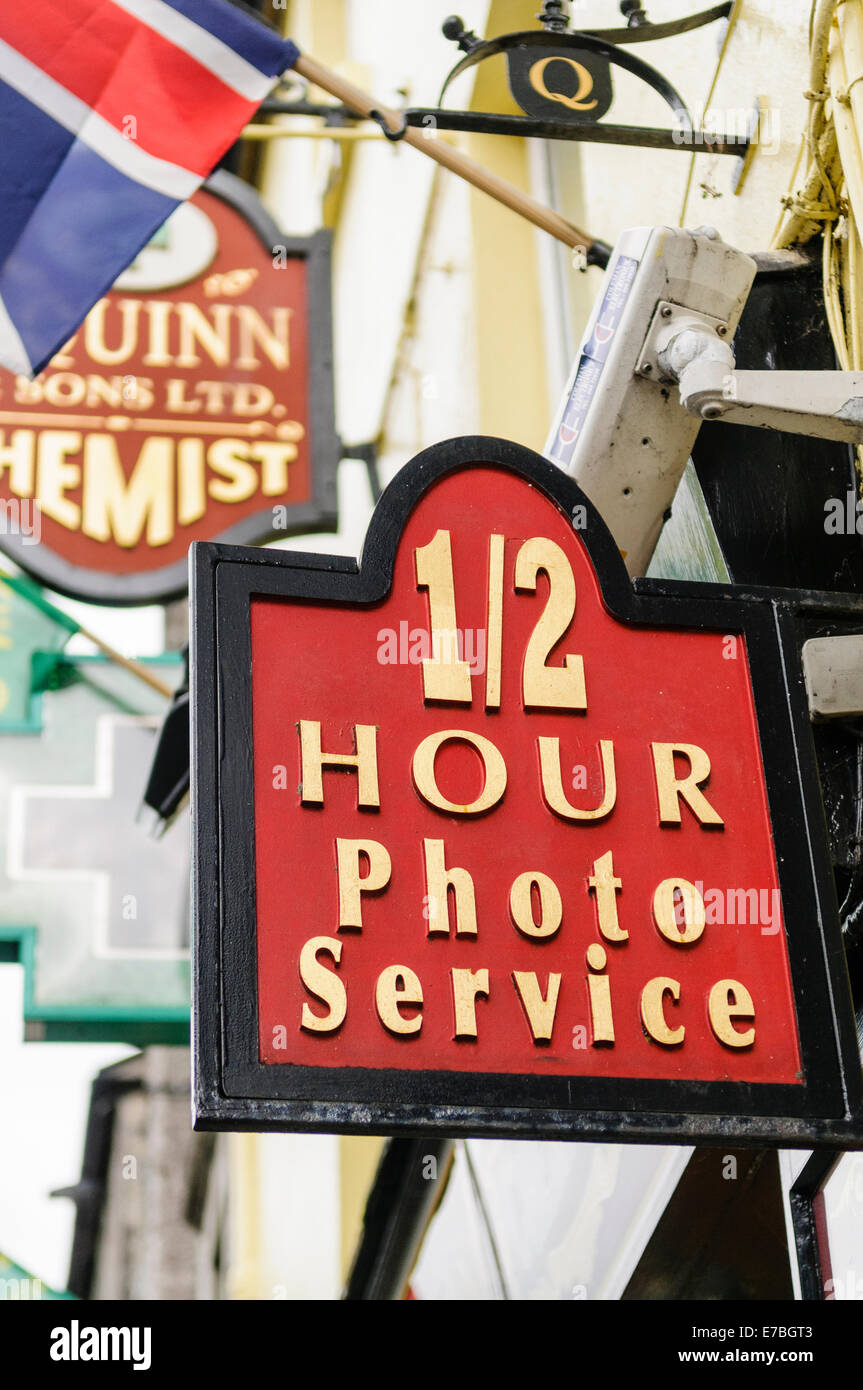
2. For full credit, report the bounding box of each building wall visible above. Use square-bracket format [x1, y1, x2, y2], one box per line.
[91, 1049, 203, 1301]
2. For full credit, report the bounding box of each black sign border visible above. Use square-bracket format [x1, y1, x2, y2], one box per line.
[0, 169, 340, 606]
[192, 435, 863, 1143]
[789, 1148, 840, 1299]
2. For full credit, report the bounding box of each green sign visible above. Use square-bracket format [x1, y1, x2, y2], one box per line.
[0, 577, 74, 733]
[0, 654, 189, 1043]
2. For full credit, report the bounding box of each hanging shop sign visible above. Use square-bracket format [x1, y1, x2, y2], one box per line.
[0, 171, 339, 605]
[391, 6, 746, 158]
[191, 436, 862, 1142]
[0, 578, 72, 733]
[0, 654, 189, 1043]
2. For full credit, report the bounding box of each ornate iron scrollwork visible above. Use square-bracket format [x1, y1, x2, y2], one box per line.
[397, 5, 745, 157]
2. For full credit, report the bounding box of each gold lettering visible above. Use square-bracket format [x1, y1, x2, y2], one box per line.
[84, 375, 125, 410]
[515, 535, 587, 710]
[423, 838, 477, 937]
[640, 977, 685, 1046]
[165, 378, 201, 414]
[539, 737, 616, 821]
[586, 942, 615, 1044]
[236, 305, 292, 370]
[175, 303, 233, 368]
[509, 871, 562, 940]
[81, 434, 172, 547]
[529, 55, 597, 111]
[414, 529, 473, 704]
[37, 432, 81, 529]
[375, 965, 423, 1036]
[253, 442, 297, 497]
[652, 877, 706, 946]
[0, 429, 35, 496]
[708, 979, 755, 1048]
[14, 376, 43, 404]
[233, 383, 275, 417]
[207, 439, 258, 504]
[412, 729, 506, 815]
[299, 720, 380, 808]
[177, 438, 206, 526]
[651, 742, 724, 827]
[198, 381, 226, 413]
[299, 936, 346, 1033]
[43, 373, 85, 408]
[335, 838, 391, 930]
[84, 298, 141, 366]
[142, 300, 173, 367]
[588, 849, 626, 941]
[512, 971, 562, 1044]
[451, 967, 489, 1040]
[485, 532, 505, 709]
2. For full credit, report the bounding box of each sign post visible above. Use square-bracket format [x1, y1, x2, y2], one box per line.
[191, 436, 862, 1142]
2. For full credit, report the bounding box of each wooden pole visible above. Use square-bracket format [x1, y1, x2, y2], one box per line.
[75, 624, 175, 699]
[0, 569, 174, 699]
[293, 53, 594, 253]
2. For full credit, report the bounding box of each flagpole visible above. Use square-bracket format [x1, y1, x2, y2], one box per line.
[73, 625, 175, 699]
[0, 571, 173, 700]
[292, 54, 598, 255]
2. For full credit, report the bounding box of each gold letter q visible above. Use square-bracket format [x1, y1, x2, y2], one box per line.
[529, 56, 597, 111]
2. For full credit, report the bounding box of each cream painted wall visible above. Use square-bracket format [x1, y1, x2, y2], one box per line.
[327, 0, 489, 449]
[227, 1132, 342, 1300]
[378, 166, 482, 486]
[548, 0, 732, 244]
[540, 1, 816, 351]
[679, 0, 813, 248]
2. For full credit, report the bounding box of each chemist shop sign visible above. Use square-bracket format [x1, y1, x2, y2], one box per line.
[0, 171, 338, 605]
[192, 436, 862, 1143]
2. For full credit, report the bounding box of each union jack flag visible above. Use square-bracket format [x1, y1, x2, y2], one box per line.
[0, 0, 298, 377]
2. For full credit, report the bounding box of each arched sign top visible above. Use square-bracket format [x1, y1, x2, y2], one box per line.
[191, 435, 862, 1143]
[391, 7, 745, 162]
[438, 29, 689, 128]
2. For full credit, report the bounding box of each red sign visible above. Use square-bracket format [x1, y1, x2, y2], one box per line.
[250, 465, 798, 1083]
[0, 172, 338, 604]
[193, 437, 860, 1141]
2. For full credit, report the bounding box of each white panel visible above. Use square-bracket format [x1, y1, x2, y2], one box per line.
[346, 1, 490, 72]
[411, 1137, 692, 1300]
[335, 1, 489, 447]
[332, 140, 435, 444]
[256, 1132, 342, 1300]
[411, 1144, 506, 1300]
[377, 166, 480, 487]
[466, 1138, 692, 1300]
[822, 1153, 863, 1300]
